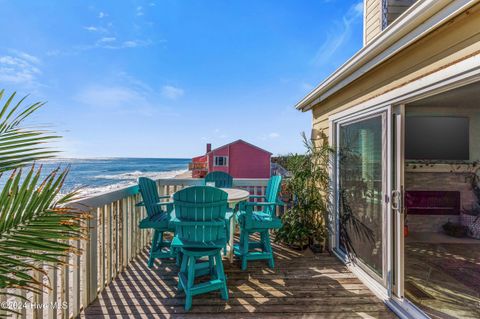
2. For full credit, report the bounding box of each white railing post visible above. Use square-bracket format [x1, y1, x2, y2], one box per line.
[47, 265, 57, 319]
[122, 198, 128, 270]
[99, 206, 105, 291]
[86, 208, 98, 306]
[32, 265, 43, 319]
[72, 234, 81, 317]
[20, 289, 27, 318]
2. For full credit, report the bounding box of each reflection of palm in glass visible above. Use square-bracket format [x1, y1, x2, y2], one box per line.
[338, 116, 384, 276]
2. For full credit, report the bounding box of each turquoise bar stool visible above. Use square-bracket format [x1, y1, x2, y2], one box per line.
[171, 186, 229, 311]
[204, 171, 233, 188]
[137, 177, 176, 268]
[235, 175, 283, 270]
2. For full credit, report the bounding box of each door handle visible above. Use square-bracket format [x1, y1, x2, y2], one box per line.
[391, 189, 403, 214]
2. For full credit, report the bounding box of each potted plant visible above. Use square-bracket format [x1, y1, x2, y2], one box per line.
[275, 132, 331, 253]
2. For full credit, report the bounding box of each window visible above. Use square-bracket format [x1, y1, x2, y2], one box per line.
[214, 156, 228, 167]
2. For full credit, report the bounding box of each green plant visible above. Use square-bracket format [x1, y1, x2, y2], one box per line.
[465, 161, 480, 213]
[336, 135, 375, 257]
[275, 132, 332, 250]
[0, 90, 87, 316]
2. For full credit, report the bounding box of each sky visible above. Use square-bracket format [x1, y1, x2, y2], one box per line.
[0, 0, 364, 158]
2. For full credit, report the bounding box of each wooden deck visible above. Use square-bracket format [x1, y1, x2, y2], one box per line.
[81, 240, 396, 318]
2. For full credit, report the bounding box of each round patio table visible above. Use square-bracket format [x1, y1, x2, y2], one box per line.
[220, 188, 250, 262]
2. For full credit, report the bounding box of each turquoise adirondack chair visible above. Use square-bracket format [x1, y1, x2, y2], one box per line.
[235, 175, 283, 270]
[171, 186, 229, 311]
[204, 171, 233, 188]
[204, 171, 234, 254]
[137, 177, 176, 268]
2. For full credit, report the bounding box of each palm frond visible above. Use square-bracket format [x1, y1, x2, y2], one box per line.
[0, 165, 88, 295]
[0, 90, 59, 173]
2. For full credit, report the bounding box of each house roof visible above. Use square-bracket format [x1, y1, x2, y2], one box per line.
[295, 0, 474, 112]
[208, 139, 272, 155]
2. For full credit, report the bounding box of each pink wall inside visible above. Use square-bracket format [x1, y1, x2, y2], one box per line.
[207, 141, 271, 178]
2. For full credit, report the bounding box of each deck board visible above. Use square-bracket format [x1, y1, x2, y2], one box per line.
[81, 240, 396, 318]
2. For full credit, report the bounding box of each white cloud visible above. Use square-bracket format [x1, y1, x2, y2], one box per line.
[83, 26, 108, 33]
[161, 85, 184, 100]
[72, 79, 179, 117]
[76, 86, 144, 109]
[353, 1, 364, 15]
[46, 50, 60, 57]
[268, 132, 280, 139]
[78, 13, 157, 52]
[14, 51, 40, 65]
[0, 51, 41, 85]
[300, 82, 314, 92]
[122, 40, 141, 48]
[312, 0, 363, 66]
[75, 85, 160, 117]
[98, 37, 116, 43]
[74, 73, 180, 117]
[84, 26, 98, 32]
[92, 37, 151, 50]
[260, 132, 281, 141]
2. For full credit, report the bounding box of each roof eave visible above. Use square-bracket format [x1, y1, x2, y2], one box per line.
[207, 139, 273, 155]
[296, 0, 473, 112]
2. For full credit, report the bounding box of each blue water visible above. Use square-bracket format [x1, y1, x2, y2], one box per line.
[0, 158, 190, 195]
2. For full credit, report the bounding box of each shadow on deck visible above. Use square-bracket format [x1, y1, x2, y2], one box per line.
[82, 239, 396, 318]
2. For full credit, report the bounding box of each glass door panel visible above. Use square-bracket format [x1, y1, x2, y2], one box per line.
[337, 114, 387, 283]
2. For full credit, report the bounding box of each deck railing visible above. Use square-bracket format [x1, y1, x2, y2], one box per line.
[4, 178, 286, 319]
[187, 162, 208, 170]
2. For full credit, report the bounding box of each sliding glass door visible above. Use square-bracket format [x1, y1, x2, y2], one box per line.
[333, 108, 391, 290]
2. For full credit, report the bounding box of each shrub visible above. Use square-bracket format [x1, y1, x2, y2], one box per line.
[275, 132, 332, 250]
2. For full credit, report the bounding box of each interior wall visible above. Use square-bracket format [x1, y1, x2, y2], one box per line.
[405, 103, 480, 232]
[405, 172, 474, 232]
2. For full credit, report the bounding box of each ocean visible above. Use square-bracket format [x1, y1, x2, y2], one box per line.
[0, 158, 190, 196]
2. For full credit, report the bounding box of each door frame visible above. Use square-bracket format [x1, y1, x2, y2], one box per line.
[390, 105, 430, 318]
[329, 104, 394, 299]
[392, 104, 405, 299]
[327, 53, 480, 319]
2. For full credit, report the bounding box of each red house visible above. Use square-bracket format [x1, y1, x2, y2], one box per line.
[190, 140, 272, 179]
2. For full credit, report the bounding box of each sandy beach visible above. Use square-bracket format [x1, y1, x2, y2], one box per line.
[174, 170, 192, 178]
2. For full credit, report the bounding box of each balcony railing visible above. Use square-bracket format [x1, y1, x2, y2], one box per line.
[188, 162, 208, 170]
[3, 178, 285, 319]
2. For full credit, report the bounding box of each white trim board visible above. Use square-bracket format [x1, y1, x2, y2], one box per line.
[329, 53, 480, 122]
